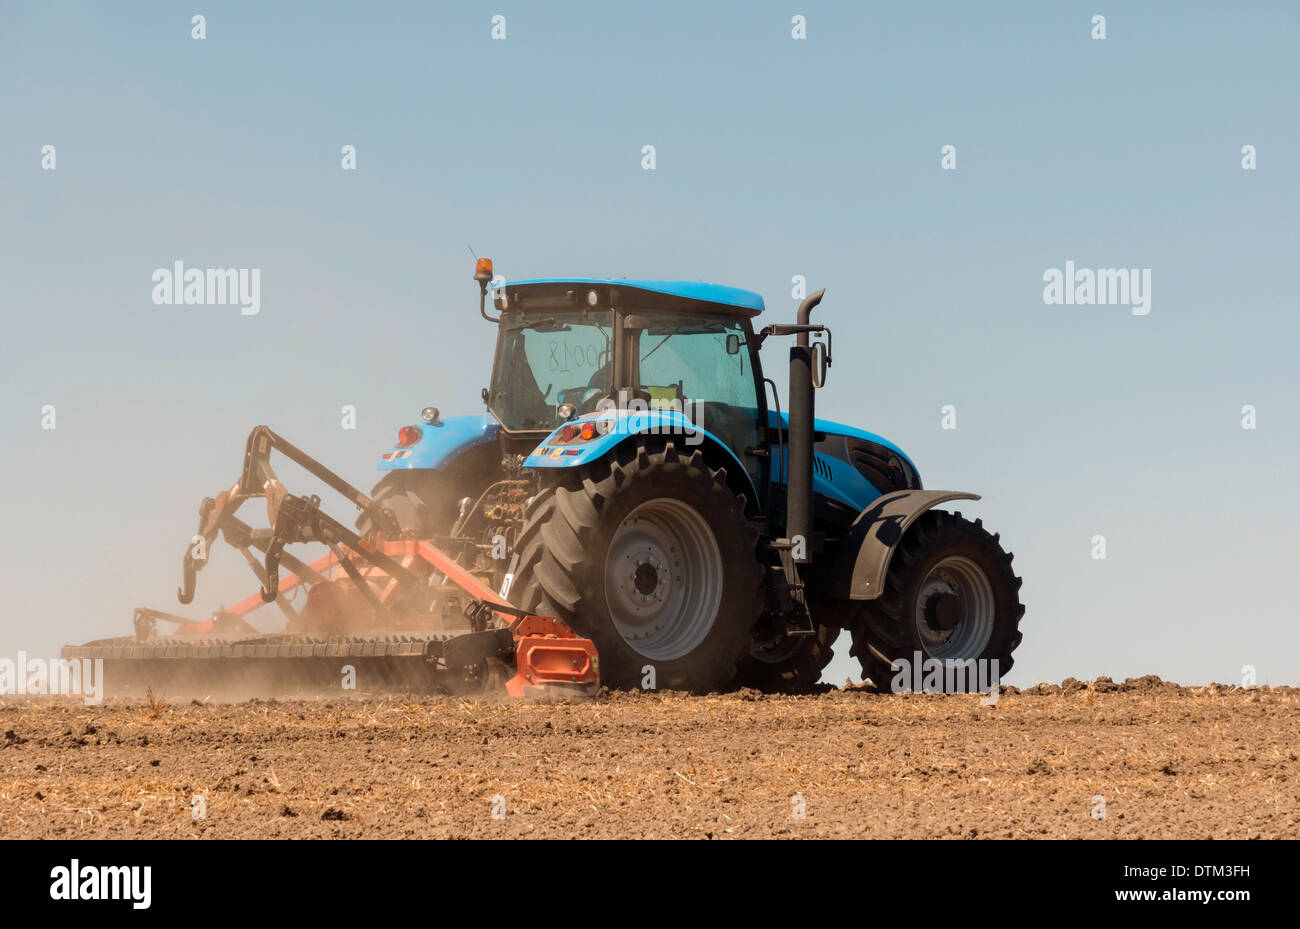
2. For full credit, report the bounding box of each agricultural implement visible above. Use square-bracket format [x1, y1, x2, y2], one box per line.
[64, 426, 598, 699]
[67, 258, 1022, 698]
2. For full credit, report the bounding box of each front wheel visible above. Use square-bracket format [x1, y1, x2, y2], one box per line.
[851, 510, 1023, 693]
[511, 441, 761, 693]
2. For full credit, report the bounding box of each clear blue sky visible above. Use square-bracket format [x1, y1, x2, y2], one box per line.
[2, 1, 1297, 685]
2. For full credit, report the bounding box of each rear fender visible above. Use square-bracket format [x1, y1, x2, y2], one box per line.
[525, 409, 760, 508]
[376, 413, 499, 471]
[830, 490, 980, 600]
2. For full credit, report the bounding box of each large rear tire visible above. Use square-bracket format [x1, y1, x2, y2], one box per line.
[512, 440, 761, 693]
[357, 470, 457, 537]
[851, 510, 1023, 693]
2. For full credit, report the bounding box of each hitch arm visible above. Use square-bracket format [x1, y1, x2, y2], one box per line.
[256, 492, 419, 617]
[178, 425, 407, 607]
[239, 425, 400, 535]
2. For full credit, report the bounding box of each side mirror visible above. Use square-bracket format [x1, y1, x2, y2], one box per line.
[725, 333, 742, 355]
[811, 341, 828, 388]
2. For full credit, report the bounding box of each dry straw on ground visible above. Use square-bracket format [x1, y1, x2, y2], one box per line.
[1, 678, 1295, 839]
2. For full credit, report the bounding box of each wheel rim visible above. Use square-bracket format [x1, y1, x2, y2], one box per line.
[604, 498, 723, 661]
[914, 555, 995, 660]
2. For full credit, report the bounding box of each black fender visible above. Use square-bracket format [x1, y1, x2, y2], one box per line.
[829, 490, 980, 600]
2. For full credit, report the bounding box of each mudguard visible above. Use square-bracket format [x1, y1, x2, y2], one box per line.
[375, 413, 499, 472]
[525, 408, 760, 504]
[830, 490, 980, 600]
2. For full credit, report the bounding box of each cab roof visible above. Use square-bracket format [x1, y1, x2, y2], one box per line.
[501, 278, 765, 318]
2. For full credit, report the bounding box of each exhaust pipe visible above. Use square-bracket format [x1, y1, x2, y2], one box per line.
[786, 288, 824, 562]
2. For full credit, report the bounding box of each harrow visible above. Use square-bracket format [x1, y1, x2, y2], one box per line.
[63, 426, 599, 699]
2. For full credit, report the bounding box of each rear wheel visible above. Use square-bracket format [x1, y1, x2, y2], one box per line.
[512, 440, 761, 692]
[851, 510, 1023, 692]
[357, 470, 457, 537]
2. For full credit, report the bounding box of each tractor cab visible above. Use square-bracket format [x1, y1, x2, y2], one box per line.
[485, 277, 770, 489]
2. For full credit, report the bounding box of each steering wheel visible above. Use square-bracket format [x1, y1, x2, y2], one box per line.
[557, 386, 606, 415]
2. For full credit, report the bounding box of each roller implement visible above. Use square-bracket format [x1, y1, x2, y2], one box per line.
[67, 259, 1023, 697]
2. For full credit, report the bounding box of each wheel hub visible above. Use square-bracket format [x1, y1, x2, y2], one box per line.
[630, 555, 667, 603]
[913, 555, 996, 660]
[924, 591, 963, 632]
[603, 498, 724, 661]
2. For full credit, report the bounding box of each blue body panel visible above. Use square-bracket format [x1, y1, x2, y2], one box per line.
[504, 278, 765, 313]
[525, 409, 759, 502]
[373, 405, 918, 525]
[764, 411, 920, 512]
[375, 413, 499, 471]
[786, 447, 876, 510]
[521, 408, 918, 517]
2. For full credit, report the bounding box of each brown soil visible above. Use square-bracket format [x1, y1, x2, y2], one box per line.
[2, 678, 1296, 839]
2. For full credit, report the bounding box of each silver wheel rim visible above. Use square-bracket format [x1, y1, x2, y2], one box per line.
[914, 555, 995, 659]
[604, 498, 723, 661]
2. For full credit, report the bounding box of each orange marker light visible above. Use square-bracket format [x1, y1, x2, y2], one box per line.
[580, 422, 597, 441]
[475, 257, 493, 279]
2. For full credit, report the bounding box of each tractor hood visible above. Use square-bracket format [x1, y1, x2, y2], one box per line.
[767, 410, 924, 508]
[769, 410, 917, 472]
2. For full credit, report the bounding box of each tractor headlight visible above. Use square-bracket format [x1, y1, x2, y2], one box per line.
[891, 454, 921, 490]
[845, 438, 922, 492]
[421, 407, 440, 425]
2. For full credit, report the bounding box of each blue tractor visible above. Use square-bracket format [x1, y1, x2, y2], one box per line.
[361, 260, 1024, 692]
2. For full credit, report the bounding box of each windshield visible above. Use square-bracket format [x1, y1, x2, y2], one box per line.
[634, 315, 756, 411]
[489, 311, 613, 430]
[632, 314, 761, 481]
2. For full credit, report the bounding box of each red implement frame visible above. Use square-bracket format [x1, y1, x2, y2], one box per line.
[139, 425, 598, 697]
[410, 542, 598, 696]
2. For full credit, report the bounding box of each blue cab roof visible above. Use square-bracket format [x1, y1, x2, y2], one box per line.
[503, 278, 766, 315]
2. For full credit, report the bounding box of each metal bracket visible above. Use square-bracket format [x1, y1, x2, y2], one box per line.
[764, 539, 814, 635]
